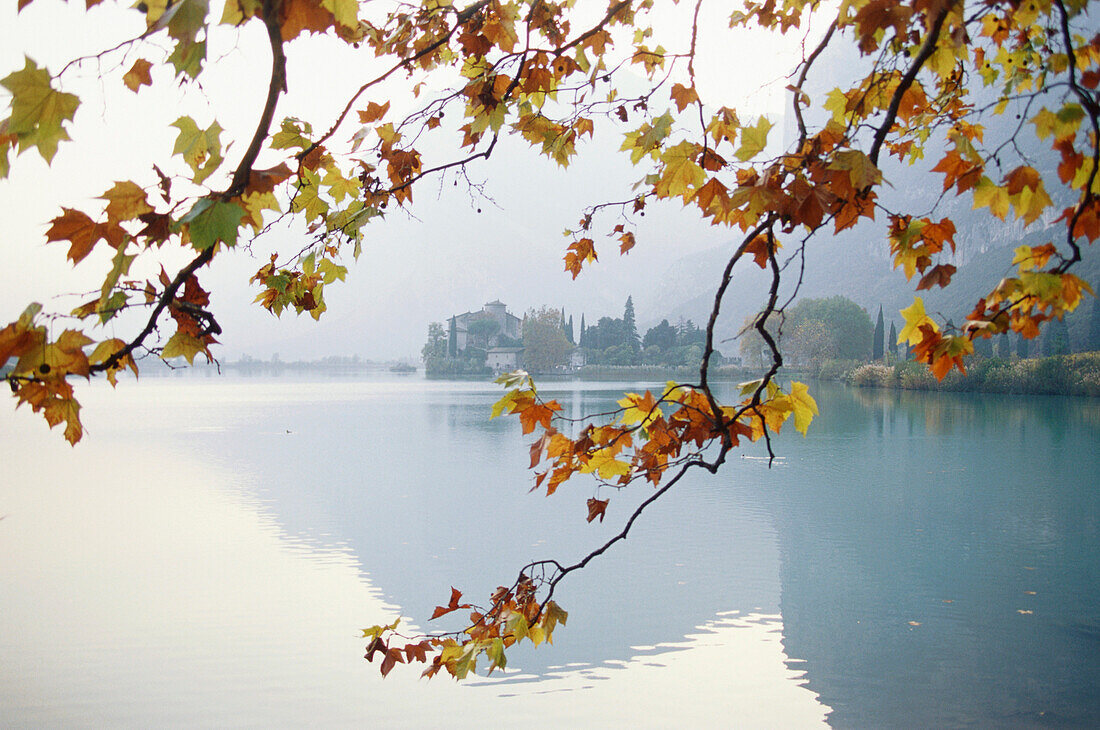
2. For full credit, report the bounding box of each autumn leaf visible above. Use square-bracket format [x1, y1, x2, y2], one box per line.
[1, 56, 80, 164]
[586, 497, 609, 523]
[655, 141, 705, 199]
[88, 338, 138, 386]
[670, 82, 699, 112]
[744, 234, 780, 269]
[618, 231, 636, 255]
[357, 101, 390, 123]
[171, 116, 224, 185]
[916, 263, 956, 290]
[430, 587, 471, 620]
[100, 181, 154, 222]
[734, 116, 772, 162]
[45, 208, 126, 263]
[161, 330, 208, 364]
[898, 297, 938, 345]
[564, 238, 597, 279]
[123, 59, 153, 92]
[787, 381, 818, 436]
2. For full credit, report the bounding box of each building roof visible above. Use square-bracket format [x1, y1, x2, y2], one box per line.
[485, 299, 506, 307]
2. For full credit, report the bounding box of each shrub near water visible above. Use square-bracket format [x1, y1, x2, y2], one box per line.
[846, 353, 1100, 397]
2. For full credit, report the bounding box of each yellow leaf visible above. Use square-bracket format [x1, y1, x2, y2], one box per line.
[788, 381, 818, 436]
[734, 116, 772, 162]
[655, 141, 704, 200]
[898, 297, 938, 345]
[161, 331, 207, 364]
[99, 180, 154, 222]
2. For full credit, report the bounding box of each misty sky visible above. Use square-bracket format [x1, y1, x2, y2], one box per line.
[0, 2, 826, 360]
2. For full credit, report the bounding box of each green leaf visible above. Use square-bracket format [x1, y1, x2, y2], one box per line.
[167, 38, 206, 79]
[170, 116, 224, 184]
[1, 57, 80, 163]
[486, 638, 507, 672]
[166, 0, 209, 44]
[182, 199, 244, 250]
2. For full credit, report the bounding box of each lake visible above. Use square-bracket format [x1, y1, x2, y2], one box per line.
[1, 375, 1098, 727]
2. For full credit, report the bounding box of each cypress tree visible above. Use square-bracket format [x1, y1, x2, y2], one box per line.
[1088, 300, 1100, 351]
[1016, 332, 1029, 358]
[888, 321, 898, 359]
[566, 315, 574, 344]
[873, 305, 885, 361]
[1050, 317, 1071, 355]
[579, 314, 586, 347]
[623, 296, 640, 352]
[448, 316, 458, 357]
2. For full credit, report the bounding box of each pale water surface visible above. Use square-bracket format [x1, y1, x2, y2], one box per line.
[0, 375, 1097, 727]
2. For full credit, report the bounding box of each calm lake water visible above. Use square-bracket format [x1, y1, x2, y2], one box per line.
[1, 375, 1098, 727]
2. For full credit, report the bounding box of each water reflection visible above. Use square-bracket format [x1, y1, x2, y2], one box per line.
[3, 376, 1097, 727]
[767, 382, 1100, 727]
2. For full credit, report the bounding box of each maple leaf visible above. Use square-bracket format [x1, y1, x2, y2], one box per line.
[541, 601, 568, 638]
[618, 231, 636, 255]
[898, 297, 938, 346]
[161, 330, 208, 364]
[45, 208, 126, 263]
[88, 338, 138, 386]
[829, 149, 882, 190]
[586, 497, 609, 523]
[100, 181, 154, 222]
[744, 234, 780, 269]
[670, 82, 699, 112]
[180, 198, 244, 250]
[564, 238, 597, 279]
[972, 177, 1010, 219]
[787, 381, 818, 436]
[430, 587, 471, 620]
[1, 56, 80, 163]
[916, 264, 956, 290]
[122, 59, 153, 92]
[618, 391, 661, 427]
[171, 116, 224, 185]
[734, 116, 772, 162]
[584, 450, 631, 480]
[655, 141, 705, 200]
[357, 101, 390, 124]
[279, 0, 334, 39]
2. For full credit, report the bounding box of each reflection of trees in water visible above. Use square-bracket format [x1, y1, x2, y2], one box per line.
[848, 382, 1100, 443]
[207, 381, 1098, 714]
[771, 383, 1100, 727]
[237, 384, 785, 679]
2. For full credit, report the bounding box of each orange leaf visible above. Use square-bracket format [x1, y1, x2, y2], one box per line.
[279, 0, 333, 39]
[744, 234, 777, 269]
[357, 101, 391, 124]
[45, 208, 126, 263]
[670, 82, 699, 112]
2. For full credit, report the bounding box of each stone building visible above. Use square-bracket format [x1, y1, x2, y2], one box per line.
[448, 300, 523, 353]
